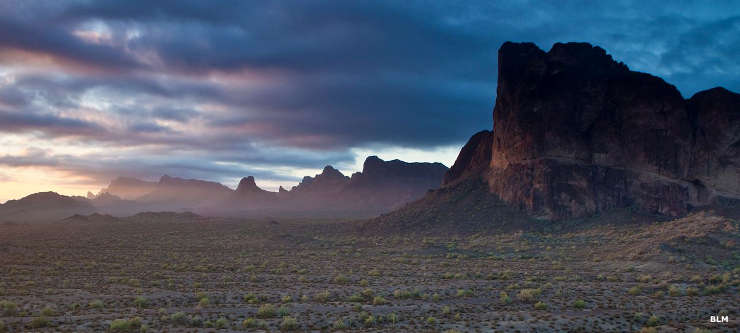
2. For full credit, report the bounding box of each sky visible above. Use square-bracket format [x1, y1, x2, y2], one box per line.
[1, 0, 739, 202]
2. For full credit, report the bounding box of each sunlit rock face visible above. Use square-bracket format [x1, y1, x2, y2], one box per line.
[448, 42, 739, 220]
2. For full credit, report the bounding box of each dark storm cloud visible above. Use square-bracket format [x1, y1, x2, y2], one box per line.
[0, 109, 105, 137]
[0, 0, 739, 187]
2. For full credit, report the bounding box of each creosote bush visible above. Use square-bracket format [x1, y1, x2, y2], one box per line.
[109, 317, 143, 332]
[257, 304, 276, 318]
[280, 316, 298, 330]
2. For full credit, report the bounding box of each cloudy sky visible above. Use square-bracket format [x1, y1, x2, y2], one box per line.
[0, 0, 739, 202]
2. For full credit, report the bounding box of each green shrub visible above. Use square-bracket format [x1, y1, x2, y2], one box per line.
[500, 292, 511, 304]
[426, 316, 437, 325]
[534, 301, 547, 310]
[668, 285, 681, 296]
[0, 301, 17, 316]
[109, 317, 143, 332]
[214, 317, 229, 329]
[572, 299, 586, 309]
[242, 318, 266, 329]
[314, 290, 330, 302]
[372, 296, 388, 305]
[198, 297, 210, 308]
[89, 299, 104, 309]
[702, 285, 724, 295]
[517, 288, 541, 303]
[646, 315, 660, 327]
[40, 305, 56, 317]
[277, 306, 290, 317]
[134, 296, 148, 308]
[347, 294, 364, 302]
[686, 287, 699, 296]
[334, 275, 350, 284]
[388, 313, 399, 324]
[332, 318, 348, 329]
[280, 316, 298, 330]
[257, 304, 276, 318]
[171, 311, 188, 325]
[281, 295, 293, 303]
[628, 286, 641, 295]
[456, 289, 473, 297]
[29, 316, 50, 329]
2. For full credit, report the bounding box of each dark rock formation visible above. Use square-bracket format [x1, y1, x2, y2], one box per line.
[291, 166, 350, 194]
[443, 131, 493, 186]
[448, 42, 739, 220]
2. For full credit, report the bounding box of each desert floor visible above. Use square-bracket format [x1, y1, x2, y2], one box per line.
[0, 211, 737, 332]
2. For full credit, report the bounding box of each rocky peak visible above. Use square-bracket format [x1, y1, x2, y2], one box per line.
[443, 130, 492, 186]
[236, 176, 266, 194]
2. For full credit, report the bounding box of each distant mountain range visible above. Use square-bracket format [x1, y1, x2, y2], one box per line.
[0, 156, 447, 223]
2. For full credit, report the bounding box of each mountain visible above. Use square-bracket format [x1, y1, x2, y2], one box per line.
[375, 41, 739, 228]
[102, 177, 158, 200]
[0, 192, 96, 224]
[223, 156, 448, 217]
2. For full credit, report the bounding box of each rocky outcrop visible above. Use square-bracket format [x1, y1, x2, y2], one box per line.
[443, 130, 492, 186]
[448, 42, 739, 220]
[291, 166, 349, 194]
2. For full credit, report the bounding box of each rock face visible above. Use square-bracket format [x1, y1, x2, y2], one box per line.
[449, 42, 739, 220]
[443, 130, 492, 185]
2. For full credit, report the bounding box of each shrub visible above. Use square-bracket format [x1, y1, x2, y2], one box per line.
[214, 317, 229, 329]
[347, 294, 364, 302]
[242, 318, 266, 329]
[534, 301, 547, 310]
[640, 328, 657, 333]
[189, 315, 203, 327]
[109, 317, 143, 332]
[702, 285, 724, 295]
[134, 296, 148, 308]
[456, 289, 473, 297]
[388, 313, 399, 324]
[686, 287, 699, 296]
[281, 295, 292, 303]
[332, 318, 348, 329]
[89, 299, 104, 309]
[668, 285, 681, 296]
[628, 286, 642, 295]
[0, 320, 5, 333]
[314, 291, 330, 303]
[334, 275, 350, 284]
[426, 316, 437, 325]
[257, 304, 276, 318]
[517, 288, 541, 303]
[277, 306, 290, 317]
[646, 315, 660, 327]
[0, 301, 17, 316]
[171, 311, 188, 325]
[372, 296, 388, 305]
[40, 306, 56, 317]
[29, 316, 50, 329]
[280, 316, 298, 330]
[198, 297, 210, 308]
[243, 293, 259, 303]
[500, 292, 512, 304]
[572, 299, 586, 309]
